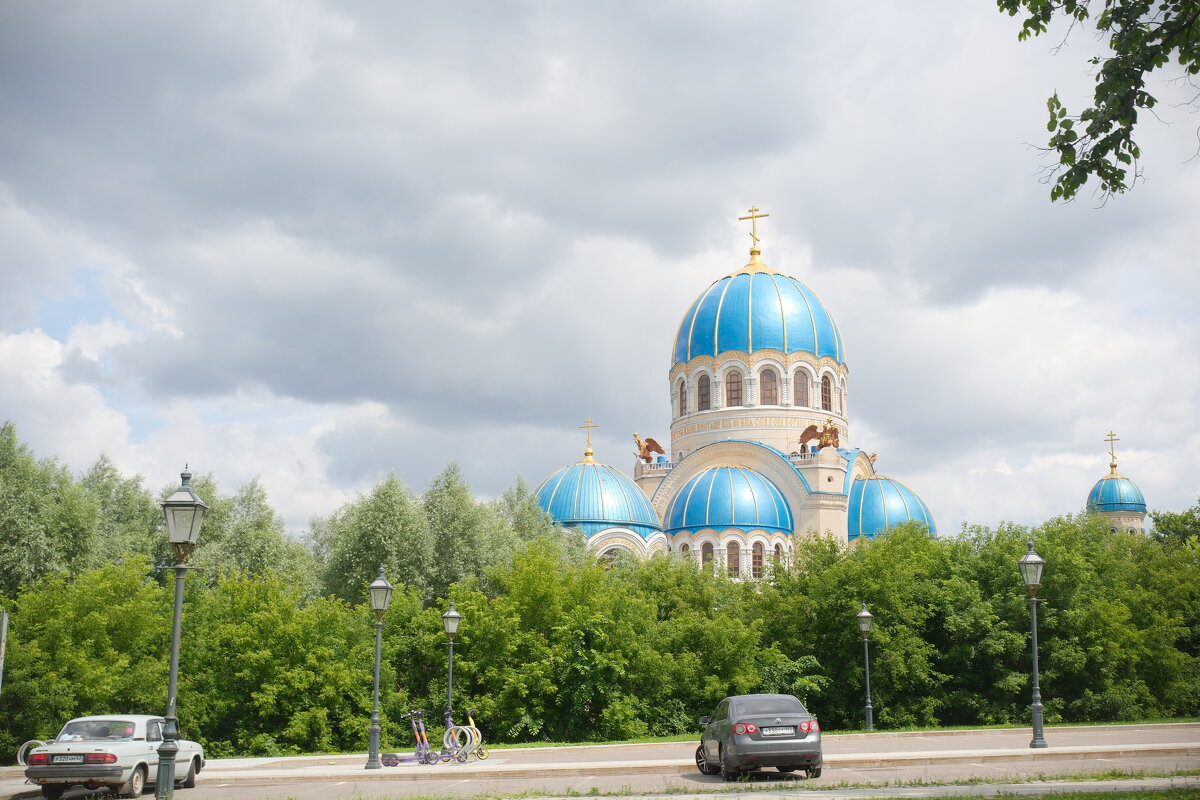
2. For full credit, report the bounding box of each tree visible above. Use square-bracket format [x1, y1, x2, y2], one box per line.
[312, 474, 434, 602]
[1150, 496, 1200, 548]
[79, 455, 162, 566]
[192, 478, 316, 593]
[998, 0, 1200, 200]
[423, 463, 519, 600]
[0, 422, 99, 596]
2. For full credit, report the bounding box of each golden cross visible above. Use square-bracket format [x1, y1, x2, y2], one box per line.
[1105, 431, 1120, 462]
[738, 206, 770, 248]
[579, 417, 598, 449]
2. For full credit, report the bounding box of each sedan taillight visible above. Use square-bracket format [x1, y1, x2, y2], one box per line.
[800, 719, 821, 732]
[733, 722, 759, 735]
[28, 753, 49, 765]
[85, 752, 118, 764]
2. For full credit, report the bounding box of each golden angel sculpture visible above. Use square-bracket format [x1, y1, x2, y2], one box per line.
[798, 419, 840, 451]
[633, 432, 667, 463]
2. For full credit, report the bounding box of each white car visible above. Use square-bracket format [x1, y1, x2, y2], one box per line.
[24, 715, 204, 798]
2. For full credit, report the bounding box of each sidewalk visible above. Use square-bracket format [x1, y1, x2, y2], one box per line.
[4, 725, 1198, 797]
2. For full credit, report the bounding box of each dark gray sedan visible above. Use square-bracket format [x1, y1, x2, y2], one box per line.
[696, 693, 822, 781]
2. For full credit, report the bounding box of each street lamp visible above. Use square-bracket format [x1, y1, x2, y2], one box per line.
[442, 603, 462, 724]
[156, 469, 208, 800]
[857, 603, 874, 732]
[1018, 541, 1048, 749]
[365, 568, 393, 770]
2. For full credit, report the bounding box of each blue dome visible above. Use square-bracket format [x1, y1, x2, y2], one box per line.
[535, 456, 661, 540]
[847, 476, 936, 541]
[664, 466, 793, 535]
[1087, 471, 1146, 513]
[672, 257, 845, 367]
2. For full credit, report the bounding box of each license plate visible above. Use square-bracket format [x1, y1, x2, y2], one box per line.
[761, 726, 794, 736]
[53, 754, 85, 763]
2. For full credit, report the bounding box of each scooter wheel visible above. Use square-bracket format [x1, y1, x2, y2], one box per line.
[475, 749, 489, 760]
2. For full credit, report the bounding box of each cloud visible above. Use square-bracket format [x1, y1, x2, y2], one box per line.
[0, 1, 1195, 539]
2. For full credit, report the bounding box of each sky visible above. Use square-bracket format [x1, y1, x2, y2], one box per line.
[1, 1, 1197, 537]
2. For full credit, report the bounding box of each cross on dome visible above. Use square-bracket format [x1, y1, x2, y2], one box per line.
[578, 417, 599, 463]
[738, 206, 770, 252]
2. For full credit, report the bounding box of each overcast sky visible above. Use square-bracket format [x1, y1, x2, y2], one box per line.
[2, 1, 1196, 537]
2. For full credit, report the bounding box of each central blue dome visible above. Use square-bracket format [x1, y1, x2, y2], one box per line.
[672, 256, 845, 367]
[664, 466, 793, 535]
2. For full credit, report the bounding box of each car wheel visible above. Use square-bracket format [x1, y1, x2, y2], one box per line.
[180, 757, 198, 788]
[807, 767, 822, 779]
[120, 765, 146, 797]
[719, 746, 740, 782]
[695, 744, 720, 776]
[40, 787, 66, 800]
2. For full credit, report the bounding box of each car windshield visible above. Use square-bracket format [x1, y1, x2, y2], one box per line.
[736, 696, 807, 716]
[57, 719, 137, 741]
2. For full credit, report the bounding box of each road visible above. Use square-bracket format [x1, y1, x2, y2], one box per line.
[3, 724, 1197, 800]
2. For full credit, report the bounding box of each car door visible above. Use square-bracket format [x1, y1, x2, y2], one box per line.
[146, 720, 164, 768]
[703, 699, 730, 761]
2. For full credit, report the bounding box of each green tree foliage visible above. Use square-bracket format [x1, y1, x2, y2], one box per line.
[312, 474, 434, 602]
[1150, 496, 1200, 549]
[424, 463, 520, 599]
[0, 422, 100, 596]
[78, 455, 163, 567]
[190, 477, 316, 594]
[998, 0, 1200, 201]
[0, 558, 169, 756]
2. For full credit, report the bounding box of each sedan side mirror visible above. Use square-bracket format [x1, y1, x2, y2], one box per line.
[698, 716, 711, 726]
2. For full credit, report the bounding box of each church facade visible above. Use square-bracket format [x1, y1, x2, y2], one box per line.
[534, 210, 936, 572]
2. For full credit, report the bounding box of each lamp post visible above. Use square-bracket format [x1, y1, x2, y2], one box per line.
[1018, 541, 1048, 749]
[156, 470, 208, 800]
[442, 603, 462, 724]
[857, 603, 874, 732]
[365, 568, 394, 770]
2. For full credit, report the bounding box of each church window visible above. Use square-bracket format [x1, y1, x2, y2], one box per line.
[726, 371, 742, 407]
[760, 368, 779, 405]
[701, 542, 714, 565]
[821, 375, 832, 411]
[794, 372, 809, 407]
[678, 380, 687, 417]
[773, 543, 784, 563]
[726, 541, 741, 575]
[680, 542, 690, 557]
[697, 375, 711, 411]
[836, 386, 843, 415]
[752, 542, 764, 578]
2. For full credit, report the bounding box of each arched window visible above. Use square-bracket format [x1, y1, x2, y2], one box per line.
[836, 386, 843, 415]
[678, 380, 687, 417]
[725, 371, 743, 407]
[752, 542, 764, 578]
[701, 542, 714, 565]
[794, 372, 809, 407]
[773, 543, 784, 563]
[697, 375, 711, 411]
[821, 375, 832, 411]
[760, 368, 779, 405]
[727, 541, 741, 575]
[680, 542, 690, 558]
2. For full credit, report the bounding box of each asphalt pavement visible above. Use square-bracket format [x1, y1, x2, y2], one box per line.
[3, 723, 1198, 800]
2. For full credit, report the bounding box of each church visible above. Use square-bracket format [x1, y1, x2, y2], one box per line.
[533, 209, 1146, 570]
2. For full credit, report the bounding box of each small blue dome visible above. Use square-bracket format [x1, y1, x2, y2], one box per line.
[664, 466, 793, 535]
[847, 476, 936, 541]
[1087, 471, 1146, 513]
[535, 455, 661, 540]
[672, 256, 845, 367]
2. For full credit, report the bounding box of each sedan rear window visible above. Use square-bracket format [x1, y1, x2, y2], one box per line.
[737, 696, 807, 715]
[58, 720, 137, 741]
